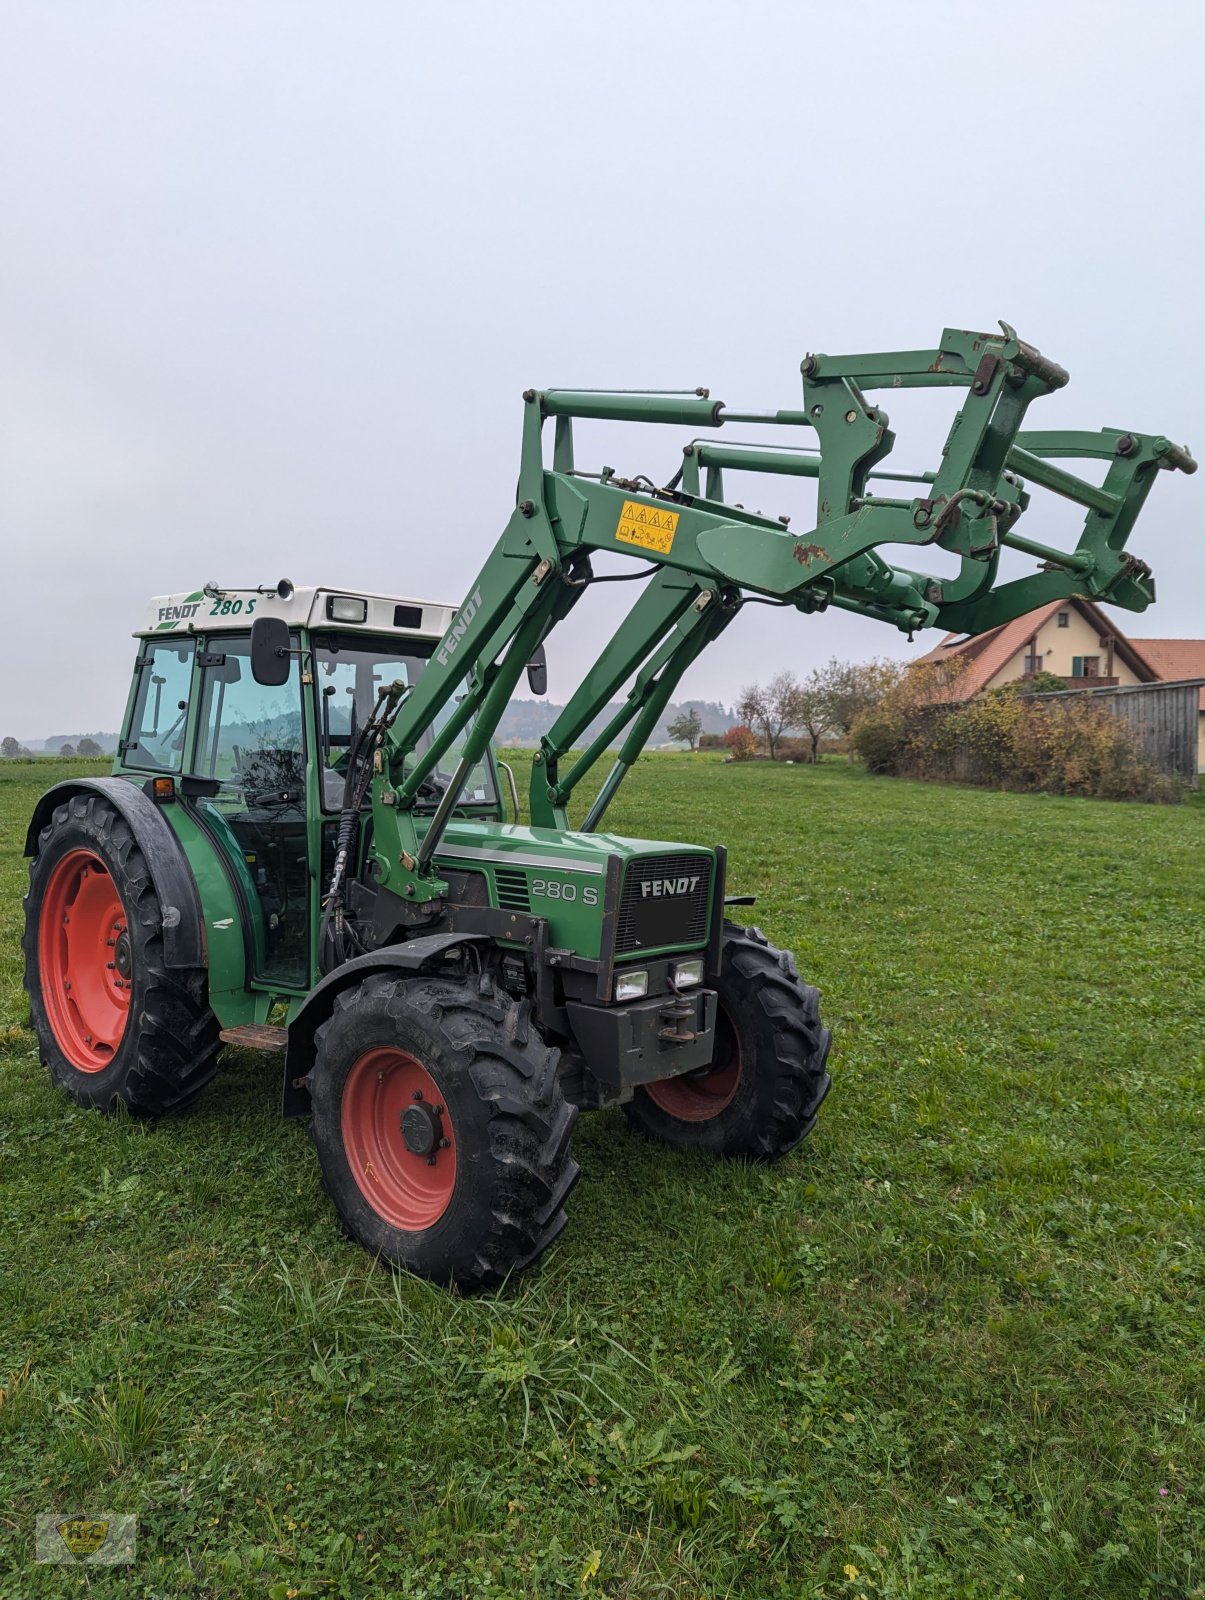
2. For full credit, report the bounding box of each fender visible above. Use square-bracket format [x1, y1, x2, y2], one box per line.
[25, 777, 205, 970]
[281, 934, 493, 1118]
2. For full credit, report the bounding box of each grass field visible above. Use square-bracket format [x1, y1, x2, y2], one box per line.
[0, 754, 1201, 1598]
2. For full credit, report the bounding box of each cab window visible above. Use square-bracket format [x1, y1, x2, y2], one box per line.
[123, 639, 195, 772]
[194, 636, 305, 796]
[313, 632, 498, 812]
[193, 634, 308, 988]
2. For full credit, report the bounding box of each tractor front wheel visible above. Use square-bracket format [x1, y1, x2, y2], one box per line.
[23, 793, 221, 1114]
[308, 973, 579, 1290]
[623, 922, 831, 1159]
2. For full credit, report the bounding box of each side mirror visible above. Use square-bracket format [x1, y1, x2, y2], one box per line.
[250, 615, 291, 687]
[527, 643, 548, 697]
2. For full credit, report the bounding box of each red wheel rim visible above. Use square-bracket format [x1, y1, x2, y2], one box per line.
[341, 1047, 456, 1230]
[644, 1007, 742, 1122]
[37, 849, 132, 1073]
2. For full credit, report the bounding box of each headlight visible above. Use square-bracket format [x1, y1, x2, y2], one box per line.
[672, 958, 705, 989]
[614, 970, 649, 1003]
[326, 594, 368, 623]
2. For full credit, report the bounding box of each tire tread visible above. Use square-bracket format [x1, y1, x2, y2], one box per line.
[23, 794, 221, 1116]
[623, 919, 831, 1160]
[310, 974, 579, 1291]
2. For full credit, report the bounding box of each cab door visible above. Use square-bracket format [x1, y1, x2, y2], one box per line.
[190, 633, 312, 989]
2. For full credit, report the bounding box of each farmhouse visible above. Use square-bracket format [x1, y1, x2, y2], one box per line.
[915, 598, 1205, 770]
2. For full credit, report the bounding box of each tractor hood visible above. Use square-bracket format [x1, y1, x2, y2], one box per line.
[434, 822, 712, 874]
[432, 822, 717, 964]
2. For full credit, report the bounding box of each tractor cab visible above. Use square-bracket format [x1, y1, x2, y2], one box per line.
[114, 583, 505, 994]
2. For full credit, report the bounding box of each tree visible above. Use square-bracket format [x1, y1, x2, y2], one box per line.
[666, 707, 703, 751]
[898, 656, 970, 707]
[737, 670, 801, 761]
[793, 670, 834, 763]
[816, 657, 905, 739]
[57, 742, 76, 757]
[2, 736, 30, 758]
[77, 737, 103, 756]
[850, 657, 969, 773]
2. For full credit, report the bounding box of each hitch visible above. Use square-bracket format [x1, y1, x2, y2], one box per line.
[658, 993, 698, 1046]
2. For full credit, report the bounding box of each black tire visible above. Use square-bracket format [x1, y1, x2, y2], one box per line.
[623, 921, 831, 1159]
[309, 972, 579, 1291]
[23, 794, 221, 1115]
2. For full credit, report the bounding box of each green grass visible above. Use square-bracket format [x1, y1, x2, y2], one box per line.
[0, 755, 1201, 1598]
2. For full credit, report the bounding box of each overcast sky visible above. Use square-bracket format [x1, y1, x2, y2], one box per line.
[1, 0, 1201, 739]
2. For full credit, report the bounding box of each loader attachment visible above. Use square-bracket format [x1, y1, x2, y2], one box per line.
[360, 320, 1194, 896]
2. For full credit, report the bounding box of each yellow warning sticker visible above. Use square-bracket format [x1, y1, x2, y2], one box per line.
[615, 499, 679, 555]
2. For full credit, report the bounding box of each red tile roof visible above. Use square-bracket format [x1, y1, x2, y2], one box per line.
[913, 601, 1065, 697]
[1129, 639, 1205, 710]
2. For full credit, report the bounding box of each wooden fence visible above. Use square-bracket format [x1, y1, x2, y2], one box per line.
[1026, 678, 1203, 788]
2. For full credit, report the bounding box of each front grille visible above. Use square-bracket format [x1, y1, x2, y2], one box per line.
[494, 867, 532, 913]
[615, 852, 712, 955]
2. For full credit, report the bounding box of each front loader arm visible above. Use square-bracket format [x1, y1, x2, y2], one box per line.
[367, 323, 1194, 909]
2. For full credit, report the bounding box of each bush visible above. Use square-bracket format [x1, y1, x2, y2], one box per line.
[996, 670, 1070, 696]
[960, 694, 1178, 800]
[776, 736, 809, 762]
[850, 703, 907, 773]
[850, 662, 1181, 803]
[723, 725, 758, 762]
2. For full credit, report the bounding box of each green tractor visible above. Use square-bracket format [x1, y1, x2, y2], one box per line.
[23, 324, 1194, 1288]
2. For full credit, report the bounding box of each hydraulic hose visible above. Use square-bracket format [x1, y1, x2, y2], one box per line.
[319, 684, 393, 970]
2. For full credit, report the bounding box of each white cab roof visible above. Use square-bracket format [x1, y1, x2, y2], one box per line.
[139, 584, 454, 640]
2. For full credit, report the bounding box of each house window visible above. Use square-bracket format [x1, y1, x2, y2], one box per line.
[1072, 655, 1101, 679]
[1057, 611, 1070, 628]
[1024, 653, 1043, 674]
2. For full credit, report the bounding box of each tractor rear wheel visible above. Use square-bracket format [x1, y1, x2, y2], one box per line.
[308, 973, 579, 1290]
[623, 922, 831, 1159]
[23, 793, 221, 1114]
